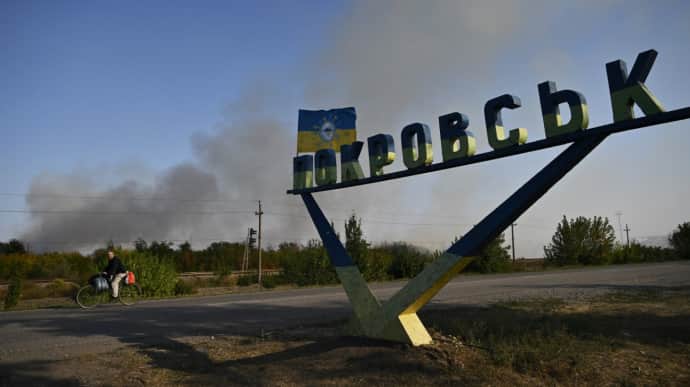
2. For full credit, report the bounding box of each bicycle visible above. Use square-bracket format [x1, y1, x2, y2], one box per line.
[76, 273, 142, 309]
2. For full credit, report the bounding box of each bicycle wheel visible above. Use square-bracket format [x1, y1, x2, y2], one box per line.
[76, 285, 106, 309]
[118, 283, 142, 306]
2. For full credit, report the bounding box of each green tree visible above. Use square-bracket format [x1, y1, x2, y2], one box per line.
[177, 241, 195, 272]
[364, 247, 392, 281]
[134, 238, 148, 252]
[0, 239, 26, 255]
[669, 222, 690, 260]
[201, 241, 244, 273]
[4, 276, 23, 309]
[466, 233, 512, 273]
[3, 260, 25, 309]
[544, 215, 616, 266]
[345, 213, 369, 273]
[148, 240, 175, 258]
[384, 242, 432, 278]
[279, 240, 337, 286]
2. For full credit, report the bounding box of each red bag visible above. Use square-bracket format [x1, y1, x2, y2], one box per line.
[126, 271, 136, 285]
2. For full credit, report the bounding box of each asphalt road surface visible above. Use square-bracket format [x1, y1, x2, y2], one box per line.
[1, 261, 689, 363]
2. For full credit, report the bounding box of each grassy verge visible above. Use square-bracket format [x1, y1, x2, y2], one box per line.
[1, 261, 684, 311]
[422, 286, 690, 385]
[0, 273, 296, 311]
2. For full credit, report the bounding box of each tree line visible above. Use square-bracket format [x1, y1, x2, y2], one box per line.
[544, 216, 689, 266]
[2, 214, 689, 308]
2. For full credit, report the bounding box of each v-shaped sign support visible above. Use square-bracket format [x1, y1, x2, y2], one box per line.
[301, 133, 608, 345]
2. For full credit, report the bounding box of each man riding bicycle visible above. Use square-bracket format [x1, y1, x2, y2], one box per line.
[103, 249, 127, 298]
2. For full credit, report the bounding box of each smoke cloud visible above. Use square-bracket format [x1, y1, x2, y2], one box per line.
[22, 164, 222, 251]
[21, 1, 686, 255]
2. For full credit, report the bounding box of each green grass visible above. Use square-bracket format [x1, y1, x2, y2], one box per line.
[423, 287, 690, 384]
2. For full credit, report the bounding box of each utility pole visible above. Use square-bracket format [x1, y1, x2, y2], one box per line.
[615, 211, 624, 244]
[624, 224, 631, 248]
[255, 200, 263, 287]
[510, 223, 517, 263]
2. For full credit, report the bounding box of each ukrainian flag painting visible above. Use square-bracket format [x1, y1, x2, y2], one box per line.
[297, 107, 357, 153]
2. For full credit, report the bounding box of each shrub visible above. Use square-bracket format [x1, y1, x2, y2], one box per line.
[118, 250, 178, 297]
[237, 275, 257, 287]
[4, 276, 23, 309]
[669, 222, 690, 260]
[268, 274, 291, 287]
[174, 279, 195, 295]
[280, 240, 337, 286]
[261, 275, 276, 289]
[467, 233, 512, 273]
[0, 252, 98, 282]
[610, 242, 676, 264]
[544, 216, 616, 266]
[384, 242, 433, 279]
[0, 254, 29, 281]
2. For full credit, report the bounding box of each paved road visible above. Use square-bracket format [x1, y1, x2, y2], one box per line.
[1, 261, 689, 363]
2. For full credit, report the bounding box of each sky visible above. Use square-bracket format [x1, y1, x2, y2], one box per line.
[2, 0, 690, 257]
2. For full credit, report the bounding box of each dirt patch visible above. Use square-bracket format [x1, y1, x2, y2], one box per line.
[3, 287, 689, 386]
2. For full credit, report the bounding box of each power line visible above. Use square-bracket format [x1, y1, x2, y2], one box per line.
[0, 208, 470, 227]
[0, 192, 555, 223]
[0, 208, 476, 227]
[0, 209, 254, 215]
[18, 237, 465, 249]
[0, 208, 558, 231]
[0, 192, 256, 203]
[0, 193, 566, 234]
[19, 237, 245, 246]
[263, 211, 476, 227]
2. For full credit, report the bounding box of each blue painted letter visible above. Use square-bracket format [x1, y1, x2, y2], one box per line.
[606, 49, 665, 122]
[368, 134, 396, 177]
[538, 81, 589, 138]
[293, 155, 313, 190]
[401, 123, 433, 169]
[439, 112, 476, 161]
[484, 94, 528, 150]
[341, 141, 365, 182]
[314, 149, 337, 186]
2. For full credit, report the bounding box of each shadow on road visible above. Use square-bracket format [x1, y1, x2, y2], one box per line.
[0, 300, 351, 385]
[2, 284, 690, 385]
[0, 360, 80, 386]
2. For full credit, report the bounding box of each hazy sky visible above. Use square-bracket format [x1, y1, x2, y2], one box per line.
[2, 0, 690, 256]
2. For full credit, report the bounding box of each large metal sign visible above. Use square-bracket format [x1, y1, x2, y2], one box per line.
[287, 50, 690, 345]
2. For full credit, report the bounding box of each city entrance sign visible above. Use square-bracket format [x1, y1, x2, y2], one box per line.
[287, 50, 690, 345]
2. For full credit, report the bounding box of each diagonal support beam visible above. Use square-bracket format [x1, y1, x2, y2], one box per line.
[301, 193, 384, 337]
[302, 133, 609, 345]
[381, 134, 609, 324]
